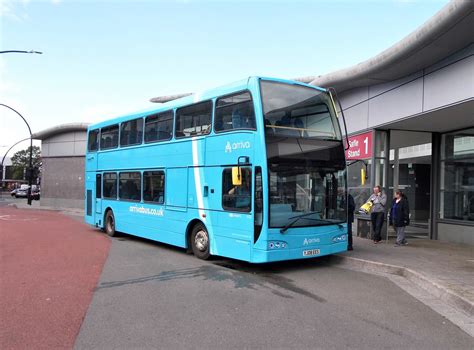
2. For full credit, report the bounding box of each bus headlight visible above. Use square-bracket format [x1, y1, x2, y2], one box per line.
[332, 234, 347, 243]
[268, 241, 287, 249]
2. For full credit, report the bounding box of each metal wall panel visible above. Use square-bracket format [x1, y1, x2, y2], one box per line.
[423, 55, 474, 111]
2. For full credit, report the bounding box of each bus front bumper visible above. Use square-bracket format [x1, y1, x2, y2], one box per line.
[251, 241, 348, 263]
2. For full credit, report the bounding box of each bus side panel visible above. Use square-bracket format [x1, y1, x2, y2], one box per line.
[166, 167, 188, 211]
[214, 211, 253, 261]
[111, 200, 186, 248]
[86, 152, 98, 172]
[187, 166, 218, 257]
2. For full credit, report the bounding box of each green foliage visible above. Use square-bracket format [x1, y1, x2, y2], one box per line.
[10, 146, 42, 181]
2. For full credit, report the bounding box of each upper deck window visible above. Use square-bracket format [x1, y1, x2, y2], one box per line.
[88, 129, 99, 152]
[175, 101, 212, 138]
[145, 111, 173, 143]
[100, 125, 119, 150]
[260, 80, 341, 140]
[120, 118, 143, 147]
[215, 91, 256, 132]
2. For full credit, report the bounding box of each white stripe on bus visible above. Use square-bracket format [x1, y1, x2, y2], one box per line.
[192, 138, 205, 219]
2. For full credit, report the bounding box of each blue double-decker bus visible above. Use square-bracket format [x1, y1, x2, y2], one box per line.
[85, 77, 347, 263]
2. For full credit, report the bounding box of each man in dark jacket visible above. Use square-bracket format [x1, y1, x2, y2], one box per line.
[347, 193, 355, 250]
[389, 190, 410, 246]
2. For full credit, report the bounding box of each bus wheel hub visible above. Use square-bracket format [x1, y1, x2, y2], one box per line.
[195, 231, 208, 251]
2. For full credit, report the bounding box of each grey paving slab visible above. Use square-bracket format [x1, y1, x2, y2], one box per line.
[75, 234, 473, 349]
[341, 237, 474, 313]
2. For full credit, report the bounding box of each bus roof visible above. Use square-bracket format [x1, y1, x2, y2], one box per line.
[88, 76, 326, 130]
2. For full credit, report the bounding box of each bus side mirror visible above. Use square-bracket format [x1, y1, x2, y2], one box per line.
[232, 167, 242, 186]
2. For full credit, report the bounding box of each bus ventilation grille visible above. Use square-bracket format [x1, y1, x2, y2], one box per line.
[86, 190, 92, 216]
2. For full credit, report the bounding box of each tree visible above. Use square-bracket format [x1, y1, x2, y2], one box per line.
[10, 146, 42, 181]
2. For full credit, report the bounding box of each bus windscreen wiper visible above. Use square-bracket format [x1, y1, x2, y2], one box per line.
[280, 213, 344, 234]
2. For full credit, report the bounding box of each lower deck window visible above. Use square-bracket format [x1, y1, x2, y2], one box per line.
[119, 172, 141, 201]
[143, 171, 165, 204]
[103, 173, 117, 199]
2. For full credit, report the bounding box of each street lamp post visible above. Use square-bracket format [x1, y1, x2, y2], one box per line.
[0, 104, 34, 205]
[0, 49, 42, 204]
[0, 137, 31, 181]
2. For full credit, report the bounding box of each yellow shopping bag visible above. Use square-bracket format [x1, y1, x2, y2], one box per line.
[359, 201, 373, 214]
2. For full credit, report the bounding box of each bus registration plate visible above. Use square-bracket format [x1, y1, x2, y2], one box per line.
[303, 249, 320, 257]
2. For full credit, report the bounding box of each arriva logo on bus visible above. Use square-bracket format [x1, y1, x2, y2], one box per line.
[303, 237, 320, 245]
[225, 141, 251, 153]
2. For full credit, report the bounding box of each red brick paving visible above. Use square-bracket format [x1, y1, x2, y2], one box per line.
[0, 207, 110, 349]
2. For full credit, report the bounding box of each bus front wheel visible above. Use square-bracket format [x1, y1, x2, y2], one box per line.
[105, 210, 117, 237]
[191, 223, 210, 260]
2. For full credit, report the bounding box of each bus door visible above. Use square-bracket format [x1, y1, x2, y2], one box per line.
[95, 173, 102, 215]
[214, 166, 254, 261]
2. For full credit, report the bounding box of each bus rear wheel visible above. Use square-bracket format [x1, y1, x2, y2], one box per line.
[105, 210, 116, 237]
[191, 223, 210, 260]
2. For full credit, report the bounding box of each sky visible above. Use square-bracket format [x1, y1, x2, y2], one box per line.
[0, 0, 450, 158]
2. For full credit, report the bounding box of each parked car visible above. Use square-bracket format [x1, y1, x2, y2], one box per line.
[14, 185, 39, 199]
[15, 187, 29, 198]
[10, 189, 18, 196]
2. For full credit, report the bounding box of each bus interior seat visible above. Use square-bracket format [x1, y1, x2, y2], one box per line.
[146, 128, 156, 141]
[158, 130, 170, 139]
[281, 115, 291, 126]
[154, 193, 164, 203]
[232, 109, 243, 129]
[214, 117, 223, 131]
[293, 118, 308, 137]
[112, 134, 119, 146]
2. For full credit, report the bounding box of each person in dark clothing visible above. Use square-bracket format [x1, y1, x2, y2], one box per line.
[389, 190, 410, 246]
[347, 193, 355, 250]
[368, 185, 387, 243]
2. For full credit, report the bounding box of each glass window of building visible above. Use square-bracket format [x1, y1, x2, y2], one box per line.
[440, 128, 474, 222]
[347, 161, 372, 210]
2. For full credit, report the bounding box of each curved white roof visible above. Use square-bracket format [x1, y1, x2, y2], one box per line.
[32, 123, 89, 140]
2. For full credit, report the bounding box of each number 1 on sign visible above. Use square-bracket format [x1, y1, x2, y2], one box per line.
[363, 137, 368, 154]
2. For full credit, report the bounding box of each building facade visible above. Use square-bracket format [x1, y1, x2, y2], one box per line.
[32, 123, 89, 209]
[302, 1, 474, 245]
